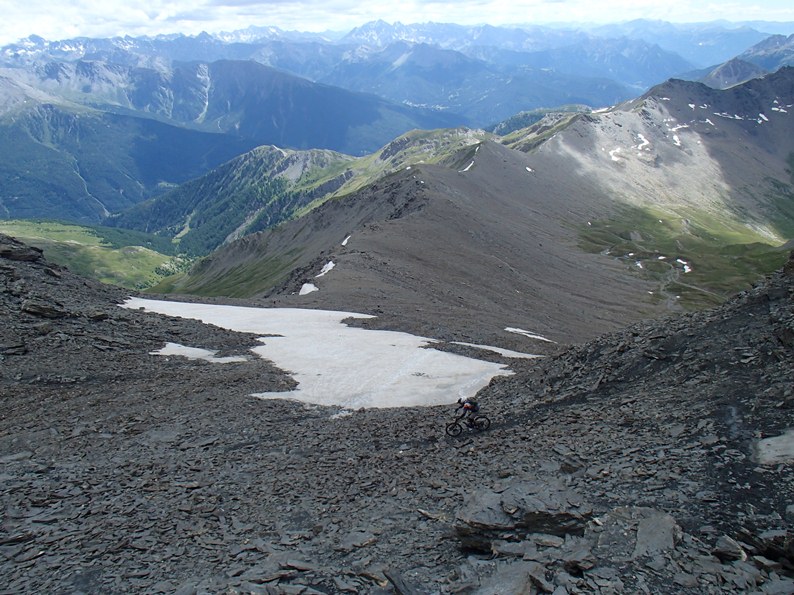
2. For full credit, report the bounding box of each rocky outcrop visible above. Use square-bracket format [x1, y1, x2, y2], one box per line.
[0, 235, 44, 262]
[454, 480, 592, 552]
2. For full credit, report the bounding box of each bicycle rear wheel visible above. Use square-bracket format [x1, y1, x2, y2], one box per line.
[445, 422, 463, 437]
[473, 416, 490, 431]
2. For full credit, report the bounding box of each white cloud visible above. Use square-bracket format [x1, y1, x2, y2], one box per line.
[1, 0, 793, 44]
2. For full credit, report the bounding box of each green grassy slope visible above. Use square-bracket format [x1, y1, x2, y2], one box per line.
[578, 204, 790, 309]
[0, 220, 189, 289]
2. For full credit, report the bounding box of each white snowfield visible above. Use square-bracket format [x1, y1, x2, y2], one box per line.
[123, 298, 517, 409]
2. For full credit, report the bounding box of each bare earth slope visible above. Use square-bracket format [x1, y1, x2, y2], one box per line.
[2, 233, 793, 593]
[164, 69, 794, 359]
[178, 140, 662, 352]
[519, 67, 794, 243]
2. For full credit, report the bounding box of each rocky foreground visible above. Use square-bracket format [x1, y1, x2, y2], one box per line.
[1, 232, 793, 594]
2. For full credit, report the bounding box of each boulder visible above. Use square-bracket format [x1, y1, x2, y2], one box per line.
[454, 481, 592, 553]
[713, 535, 747, 562]
[0, 238, 43, 262]
[21, 299, 69, 319]
[589, 507, 681, 563]
[472, 560, 553, 594]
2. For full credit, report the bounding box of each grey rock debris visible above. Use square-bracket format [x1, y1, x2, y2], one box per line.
[1, 233, 793, 593]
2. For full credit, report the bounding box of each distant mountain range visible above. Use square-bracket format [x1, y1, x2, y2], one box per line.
[4, 19, 791, 121]
[693, 34, 794, 89]
[0, 58, 461, 222]
[587, 20, 774, 66]
[1, 20, 791, 225]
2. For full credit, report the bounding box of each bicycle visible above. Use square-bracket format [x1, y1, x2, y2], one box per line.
[445, 413, 491, 436]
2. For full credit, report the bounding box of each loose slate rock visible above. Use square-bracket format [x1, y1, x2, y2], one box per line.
[21, 299, 69, 318]
[454, 481, 592, 552]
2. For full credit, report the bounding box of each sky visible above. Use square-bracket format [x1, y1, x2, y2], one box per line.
[1, 0, 794, 46]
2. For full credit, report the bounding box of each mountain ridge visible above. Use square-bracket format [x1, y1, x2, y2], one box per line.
[151, 68, 794, 348]
[0, 58, 466, 223]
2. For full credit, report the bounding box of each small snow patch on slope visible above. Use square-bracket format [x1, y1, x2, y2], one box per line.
[505, 327, 556, 343]
[391, 51, 411, 69]
[316, 261, 335, 277]
[451, 342, 541, 359]
[151, 343, 248, 363]
[299, 283, 319, 295]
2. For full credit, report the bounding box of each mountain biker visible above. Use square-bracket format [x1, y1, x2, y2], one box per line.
[456, 396, 480, 423]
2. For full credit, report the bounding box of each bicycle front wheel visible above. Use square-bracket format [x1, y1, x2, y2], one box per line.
[473, 416, 490, 431]
[445, 422, 463, 437]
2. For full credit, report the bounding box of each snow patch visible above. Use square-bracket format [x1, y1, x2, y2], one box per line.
[123, 299, 512, 409]
[316, 261, 335, 278]
[151, 343, 248, 363]
[342, 235, 351, 246]
[673, 135, 681, 147]
[609, 147, 622, 162]
[391, 51, 411, 69]
[330, 410, 353, 420]
[525, 166, 534, 173]
[451, 342, 541, 359]
[299, 283, 319, 295]
[505, 327, 556, 343]
[459, 161, 475, 173]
